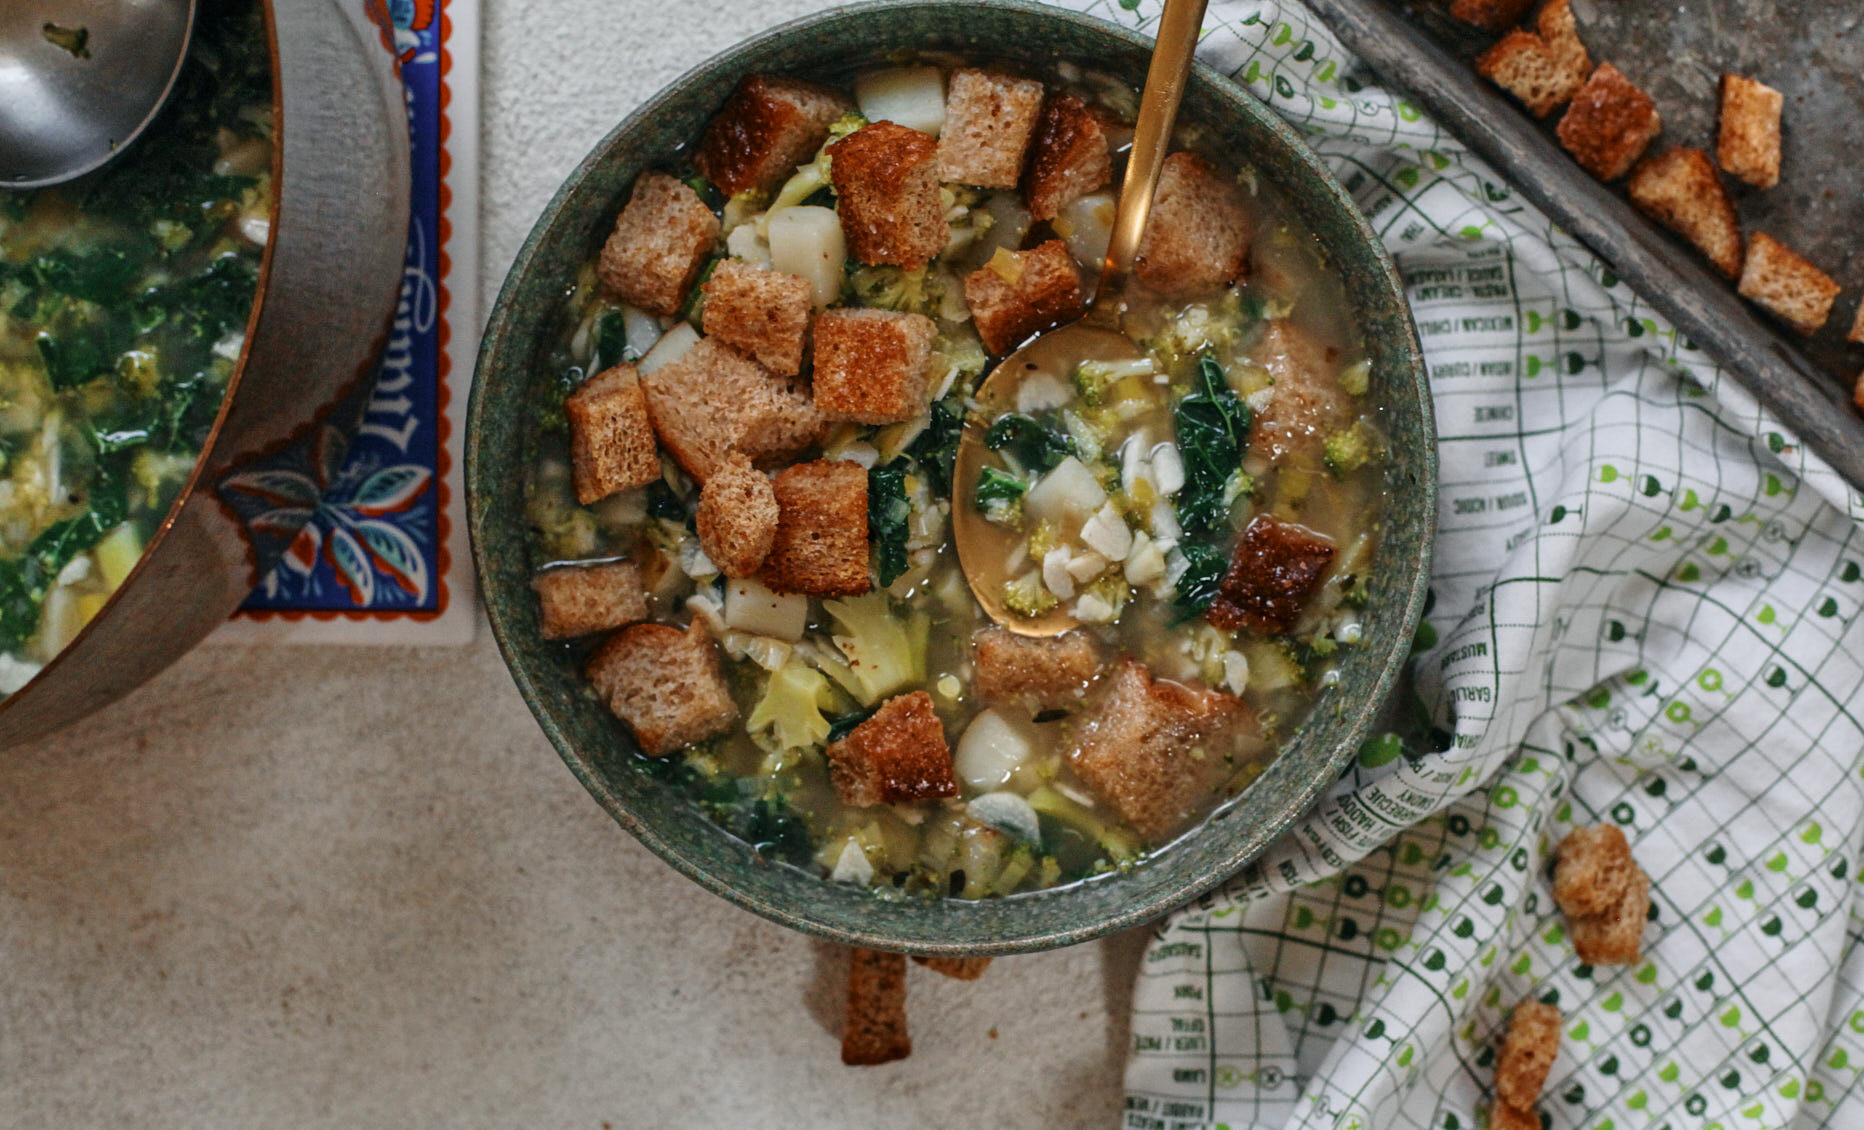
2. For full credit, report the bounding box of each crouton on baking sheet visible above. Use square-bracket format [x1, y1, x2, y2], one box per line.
[1738, 232, 1839, 336]
[826, 690, 957, 806]
[1718, 74, 1783, 190]
[1556, 63, 1662, 182]
[1448, 0, 1533, 32]
[1627, 147, 1742, 279]
[695, 74, 853, 197]
[1475, 0, 1590, 119]
[584, 621, 737, 756]
[532, 561, 648, 640]
[566, 364, 660, 504]
[598, 172, 720, 317]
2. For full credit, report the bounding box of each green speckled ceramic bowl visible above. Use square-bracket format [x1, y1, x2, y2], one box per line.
[469, 0, 1434, 955]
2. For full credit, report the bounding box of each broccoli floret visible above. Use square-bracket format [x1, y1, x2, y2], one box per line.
[746, 662, 836, 754]
[1025, 519, 1061, 561]
[849, 265, 936, 315]
[1002, 572, 1059, 617]
[821, 592, 928, 704]
[1323, 419, 1384, 478]
[1337, 359, 1371, 397]
[1074, 573, 1131, 623]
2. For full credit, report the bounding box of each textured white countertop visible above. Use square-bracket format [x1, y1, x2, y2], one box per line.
[0, 1, 1143, 1125]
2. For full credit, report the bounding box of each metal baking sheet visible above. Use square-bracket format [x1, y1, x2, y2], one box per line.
[1304, 0, 1864, 490]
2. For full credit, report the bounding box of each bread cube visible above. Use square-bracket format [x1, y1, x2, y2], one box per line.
[639, 338, 824, 482]
[1448, 0, 1533, 31]
[1717, 74, 1783, 189]
[825, 690, 957, 806]
[971, 627, 1102, 710]
[935, 69, 1044, 189]
[811, 308, 938, 424]
[1551, 823, 1636, 919]
[1134, 152, 1250, 299]
[1569, 862, 1650, 965]
[1023, 93, 1112, 222]
[1475, 0, 1590, 119]
[1068, 660, 1249, 839]
[1248, 319, 1353, 467]
[532, 561, 648, 639]
[1495, 1000, 1562, 1110]
[584, 620, 737, 755]
[694, 451, 780, 579]
[963, 239, 1085, 355]
[1207, 515, 1337, 635]
[1738, 232, 1839, 335]
[1490, 1104, 1542, 1130]
[598, 172, 720, 317]
[1628, 148, 1743, 278]
[694, 74, 853, 196]
[829, 121, 947, 269]
[701, 259, 813, 376]
[760, 459, 871, 597]
[843, 948, 911, 1066]
[912, 955, 992, 980]
[1556, 64, 1662, 182]
[566, 364, 661, 503]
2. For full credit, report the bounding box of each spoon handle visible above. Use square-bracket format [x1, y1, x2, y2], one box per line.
[1097, 0, 1211, 297]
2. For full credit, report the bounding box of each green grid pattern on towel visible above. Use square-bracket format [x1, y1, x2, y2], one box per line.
[1054, 2, 1864, 1128]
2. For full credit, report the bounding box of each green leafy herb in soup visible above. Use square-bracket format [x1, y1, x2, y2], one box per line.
[525, 60, 1386, 900]
[0, 0, 272, 691]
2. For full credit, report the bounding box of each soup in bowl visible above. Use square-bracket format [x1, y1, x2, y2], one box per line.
[470, 0, 1433, 953]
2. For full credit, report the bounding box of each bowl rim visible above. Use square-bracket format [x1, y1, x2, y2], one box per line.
[469, 0, 1435, 954]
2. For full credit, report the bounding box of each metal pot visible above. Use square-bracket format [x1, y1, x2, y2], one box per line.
[0, 1, 411, 746]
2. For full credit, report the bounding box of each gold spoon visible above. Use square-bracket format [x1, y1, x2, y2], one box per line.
[952, 0, 1211, 636]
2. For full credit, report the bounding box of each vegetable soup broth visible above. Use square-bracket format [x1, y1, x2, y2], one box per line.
[0, 0, 273, 691]
[527, 60, 1385, 900]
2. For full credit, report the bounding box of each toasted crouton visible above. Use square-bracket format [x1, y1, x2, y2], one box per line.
[1068, 660, 1250, 839]
[1475, 0, 1590, 119]
[1490, 1105, 1541, 1130]
[830, 121, 947, 269]
[584, 621, 737, 756]
[1851, 302, 1864, 345]
[639, 338, 824, 482]
[760, 459, 871, 597]
[1854, 371, 1864, 414]
[1627, 148, 1743, 278]
[1738, 232, 1840, 335]
[843, 948, 910, 1066]
[1556, 64, 1662, 182]
[598, 172, 720, 317]
[1496, 1000, 1562, 1109]
[566, 365, 661, 503]
[532, 561, 648, 639]
[1569, 862, 1649, 965]
[695, 451, 779, 578]
[963, 240, 1086, 355]
[1552, 824, 1635, 919]
[1023, 93, 1111, 222]
[826, 690, 957, 806]
[913, 955, 993, 981]
[936, 69, 1045, 189]
[1207, 516, 1337, 636]
[971, 627, 1102, 710]
[701, 259, 814, 376]
[1248, 319, 1353, 467]
[694, 74, 853, 197]
[1134, 152, 1250, 299]
[811, 308, 938, 423]
[1448, 0, 1534, 31]
[1718, 74, 1783, 189]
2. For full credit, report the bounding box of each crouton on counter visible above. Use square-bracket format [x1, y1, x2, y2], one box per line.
[843, 948, 911, 1065]
[913, 955, 993, 981]
[1551, 823, 1635, 919]
[598, 172, 720, 317]
[1495, 1000, 1562, 1110]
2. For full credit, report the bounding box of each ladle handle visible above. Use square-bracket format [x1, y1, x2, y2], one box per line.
[1098, 0, 1211, 297]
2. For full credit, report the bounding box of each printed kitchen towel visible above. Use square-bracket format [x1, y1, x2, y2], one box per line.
[1054, 2, 1864, 1128]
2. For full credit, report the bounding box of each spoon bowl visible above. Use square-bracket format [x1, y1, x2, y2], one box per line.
[0, 0, 198, 188]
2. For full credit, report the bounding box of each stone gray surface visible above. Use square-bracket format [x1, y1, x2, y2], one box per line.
[0, 1, 1143, 1125]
